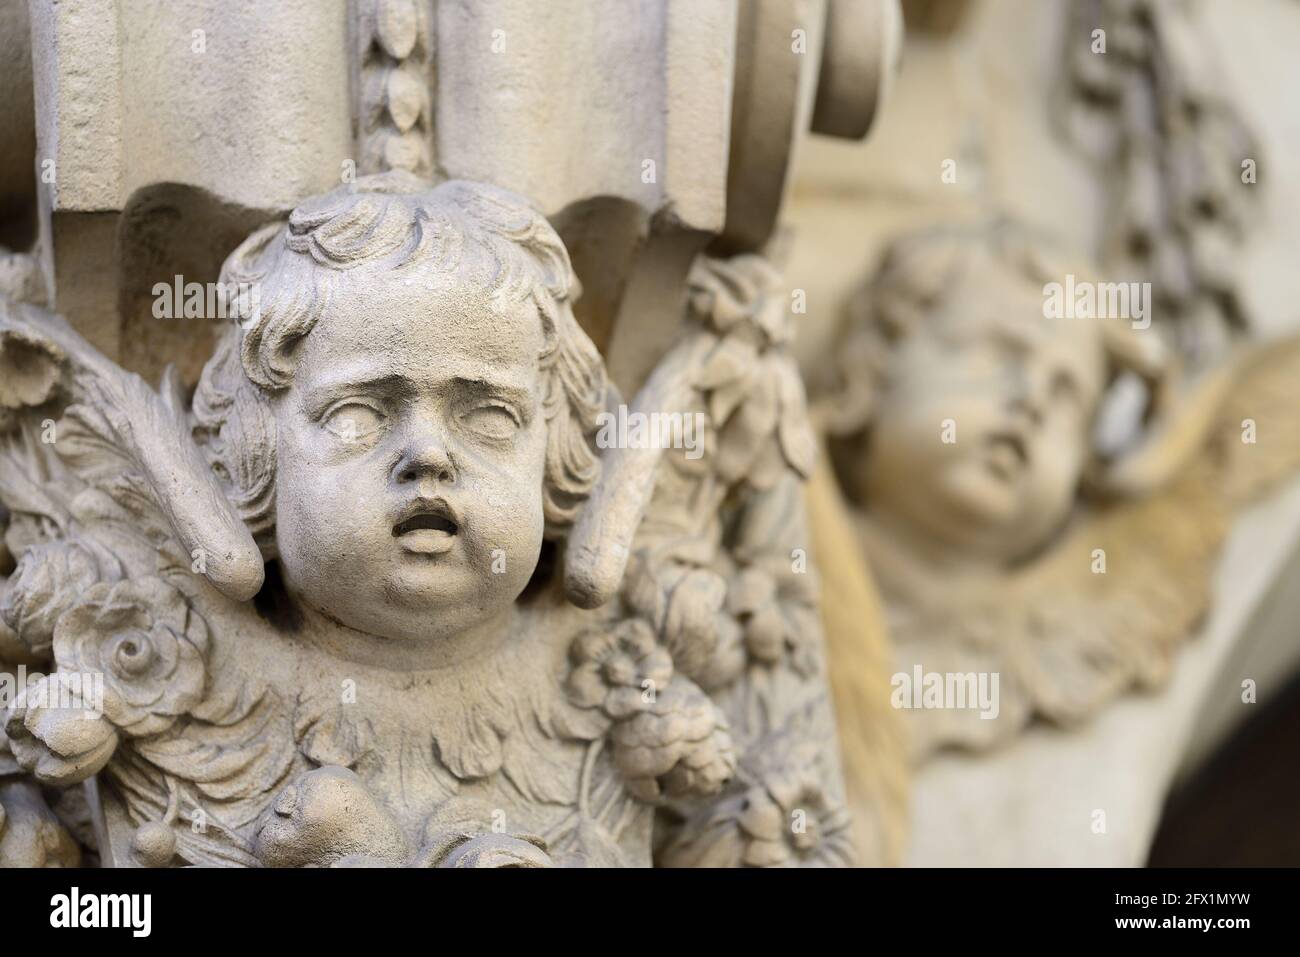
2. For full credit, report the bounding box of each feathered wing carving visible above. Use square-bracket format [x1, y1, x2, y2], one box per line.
[2, 241, 882, 868]
[0, 293, 300, 866]
[0, 297, 263, 601]
[885, 337, 1300, 758]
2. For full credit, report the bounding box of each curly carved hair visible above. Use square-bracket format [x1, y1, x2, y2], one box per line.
[193, 172, 607, 556]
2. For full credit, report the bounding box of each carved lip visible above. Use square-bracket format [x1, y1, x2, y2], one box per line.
[392, 497, 460, 555]
[984, 430, 1029, 479]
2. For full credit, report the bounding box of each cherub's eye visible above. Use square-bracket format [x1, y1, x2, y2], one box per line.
[323, 402, 386, 443]
[460, 403, 520, 440]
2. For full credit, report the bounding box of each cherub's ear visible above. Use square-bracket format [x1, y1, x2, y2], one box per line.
[1086, 328, 1238, 500]
[2, 302, 264, 601]
[562, 330, 711, 610]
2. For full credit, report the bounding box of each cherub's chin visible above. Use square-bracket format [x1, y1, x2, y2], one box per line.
[380, 562, 476, 610]
[940, 466, 1017, 520]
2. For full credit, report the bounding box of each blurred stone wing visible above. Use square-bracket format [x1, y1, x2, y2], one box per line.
[890, 337, 1300, 757]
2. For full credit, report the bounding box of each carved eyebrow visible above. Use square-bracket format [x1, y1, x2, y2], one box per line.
[453, 377, 535, 414]
[990, 320, 1038, 349]
[302, 372, 413, 415]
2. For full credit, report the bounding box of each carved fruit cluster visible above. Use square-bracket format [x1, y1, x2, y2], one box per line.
[566, 616, 737, 803]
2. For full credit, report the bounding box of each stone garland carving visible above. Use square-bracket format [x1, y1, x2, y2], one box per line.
[0, 173, 854, 867]
[823, 222, 1300, 758]
[353, 0, 435, 177]
[1057, 0, 1261, 365]
[0, 243, 92, 867]
[577, 252, 854, 866]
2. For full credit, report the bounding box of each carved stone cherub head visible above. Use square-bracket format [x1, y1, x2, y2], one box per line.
[821, 221, 1299, 755]
[828, 223, 1158, 568]
[193, 173, 606, 649]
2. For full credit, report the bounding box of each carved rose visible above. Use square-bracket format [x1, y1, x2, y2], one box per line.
[1, 539, 122, 657]
[3, 677, 119, 787]
[567, 618, 673, 720]
[53, 578, 209, 737]
[610, 676, 736, 803]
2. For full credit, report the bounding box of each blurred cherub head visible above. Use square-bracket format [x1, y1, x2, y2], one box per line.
[827, 222, 1166, 566]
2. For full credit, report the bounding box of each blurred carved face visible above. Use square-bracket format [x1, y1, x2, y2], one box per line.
[271, 267, 548, 642]
[860, 263, 1105, 565]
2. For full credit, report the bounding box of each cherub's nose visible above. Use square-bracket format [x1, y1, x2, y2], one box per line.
[392, 434, 456, 486]
[1007, 394, 1043, 429]
[1005, 362, 1046, 428]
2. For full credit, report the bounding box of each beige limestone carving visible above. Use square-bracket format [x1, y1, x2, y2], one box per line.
[0, 174, 855, 867]
[1056, 0, 1262, 365]
[353, 0, 436, 178]
[0, 244, 85, 866]
[823, 221, 1300, 758]
[1, 0, 906, 867]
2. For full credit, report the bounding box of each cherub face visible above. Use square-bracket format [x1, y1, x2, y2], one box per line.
[860, 263, 1105, 565]
[271, 266, 548, 643]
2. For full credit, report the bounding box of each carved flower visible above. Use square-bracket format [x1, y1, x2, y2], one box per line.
[687, 254, 818, 491]
[1, 538, 122, 657]
[660, 568, 728, 677]
[567, 618, 673, 720]
[732, 765, 852, 867]
[727, 559, 821, 677]
[3, 676, 119, 787]
[619, 551, 740, 688]
[53, 578, 209, 737]
[610, 676, 737, 803]
[657, 737, 854, 868]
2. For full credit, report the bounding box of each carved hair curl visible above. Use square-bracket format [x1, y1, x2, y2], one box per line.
[193, 173, 607, 554]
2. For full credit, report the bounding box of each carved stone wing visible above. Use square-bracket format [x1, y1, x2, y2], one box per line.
[889, 336, 1300, 757]
[0, 295, 263, 603]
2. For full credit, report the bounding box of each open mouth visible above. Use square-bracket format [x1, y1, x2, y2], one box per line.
[984, 431, 1029, 479]
[394, 512, 458, 537]
[393, 499, 459, 555]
